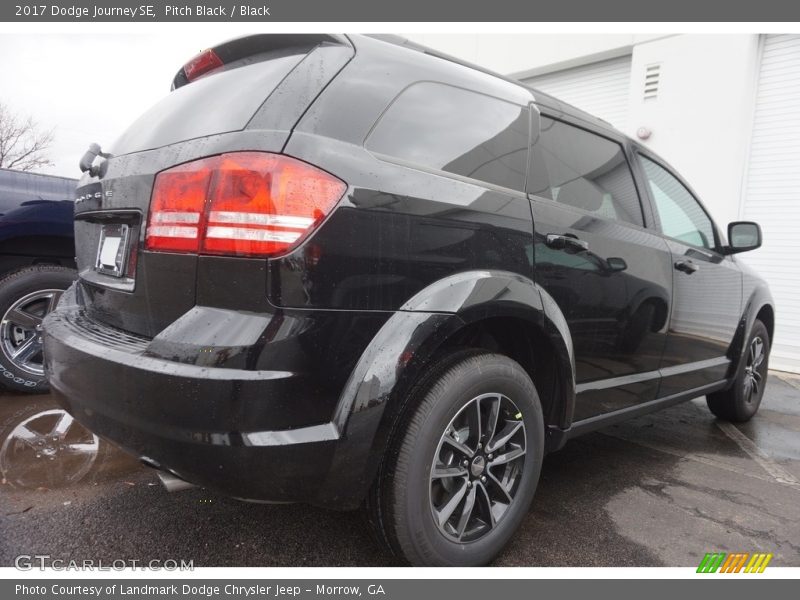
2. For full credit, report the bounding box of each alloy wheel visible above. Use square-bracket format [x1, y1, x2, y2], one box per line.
[429, 392, 527, 543]
[743, 335, 766, 404]
[0, 289, 63, 376]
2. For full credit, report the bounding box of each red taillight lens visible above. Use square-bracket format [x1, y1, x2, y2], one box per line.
[146, 153, 346, 257]
[203, 153, 346, 256]
[146, 158, 214, 253]
[182, 49, 224, 82]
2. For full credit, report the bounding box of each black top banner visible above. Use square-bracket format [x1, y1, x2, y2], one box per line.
[3, 0, 800, 22]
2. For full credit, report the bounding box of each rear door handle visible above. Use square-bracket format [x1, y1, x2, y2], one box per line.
[674, 259, 699, 274]
[546, 234, 589, 252]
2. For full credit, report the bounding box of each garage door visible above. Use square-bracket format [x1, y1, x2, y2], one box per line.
[522, 55, 632, 130]
[742, 34, 800, 373]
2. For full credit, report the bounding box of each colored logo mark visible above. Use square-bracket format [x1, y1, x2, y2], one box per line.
[697, 552, 773, 573]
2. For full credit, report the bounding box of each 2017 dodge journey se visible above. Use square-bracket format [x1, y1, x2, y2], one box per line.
[43, 34, 775, 566]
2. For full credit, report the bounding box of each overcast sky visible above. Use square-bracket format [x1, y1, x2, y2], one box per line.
[0, 32, 277, 178]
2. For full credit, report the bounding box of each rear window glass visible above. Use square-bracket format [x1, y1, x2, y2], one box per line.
[366, 82, 529, 192]
[110, 52, 306, 156]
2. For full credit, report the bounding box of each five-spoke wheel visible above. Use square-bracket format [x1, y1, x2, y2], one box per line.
[0, 265, 75, 393]
[0, 408, 101, 488]
[1, 289, 63, 377]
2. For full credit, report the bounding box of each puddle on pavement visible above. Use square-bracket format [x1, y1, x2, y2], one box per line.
[1, 373, 799, 567]
[0, 373, 800, 491]
[0, 391, 141, 493]
[2, 373, 798, 501]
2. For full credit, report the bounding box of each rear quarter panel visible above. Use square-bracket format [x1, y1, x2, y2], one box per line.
[278, 37, 537, 311]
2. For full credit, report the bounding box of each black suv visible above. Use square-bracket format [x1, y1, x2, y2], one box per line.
[43, 34, 774, 566]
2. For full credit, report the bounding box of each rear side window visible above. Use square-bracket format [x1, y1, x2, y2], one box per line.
[533, 117, 644, 227]
[111, 51, 307, 156]
[366, 82, 529, 192]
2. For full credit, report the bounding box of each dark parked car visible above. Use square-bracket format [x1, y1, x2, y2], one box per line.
[0, 169, 76, 393]
[43, 34, 774, 566]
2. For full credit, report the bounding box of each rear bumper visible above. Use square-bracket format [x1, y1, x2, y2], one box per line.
[42, 285, 387, 507]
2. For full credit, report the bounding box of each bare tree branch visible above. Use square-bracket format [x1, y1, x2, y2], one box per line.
[0, 102, 54, 172]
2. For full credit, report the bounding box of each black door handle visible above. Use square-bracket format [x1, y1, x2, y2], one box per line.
[546, 234, 589, 252]
[674, 259, 699, 274]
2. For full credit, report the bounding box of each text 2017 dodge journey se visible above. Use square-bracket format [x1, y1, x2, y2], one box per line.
[44, 34, 775, 566]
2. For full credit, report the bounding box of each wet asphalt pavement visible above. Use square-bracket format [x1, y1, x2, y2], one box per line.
[1, 373, 799, 567]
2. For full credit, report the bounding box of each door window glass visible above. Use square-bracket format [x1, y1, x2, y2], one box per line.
[640, 155, 715, 249]
[533, 117, 644, 227]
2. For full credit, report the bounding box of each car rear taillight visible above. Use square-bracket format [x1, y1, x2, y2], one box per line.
[145, 158, 214, 253]
[145, 152, 346, 257]
[182, 49, 224, 82]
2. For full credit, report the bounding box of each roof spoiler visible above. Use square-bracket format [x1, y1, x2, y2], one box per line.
[171, 34, 352, 90]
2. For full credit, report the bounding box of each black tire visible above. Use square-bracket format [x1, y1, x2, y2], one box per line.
[707, 319, 770, 423]
[0, 265, 76, 394]
[367, 350, 544, 566]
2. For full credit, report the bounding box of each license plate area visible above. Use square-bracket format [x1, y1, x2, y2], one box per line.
[95, 224, 130, 278]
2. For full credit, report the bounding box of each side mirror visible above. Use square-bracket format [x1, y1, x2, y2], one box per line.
[605, 257, 628, 272]
[723, 221, 762, 255]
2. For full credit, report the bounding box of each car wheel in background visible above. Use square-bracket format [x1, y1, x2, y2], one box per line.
[0, 265, 76, 394]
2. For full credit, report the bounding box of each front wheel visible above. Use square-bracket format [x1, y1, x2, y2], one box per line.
[368, 351, 544, 566]
[706, 319, 770, 422]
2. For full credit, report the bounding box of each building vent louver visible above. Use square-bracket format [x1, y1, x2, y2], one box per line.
[644, 64, 661, 100]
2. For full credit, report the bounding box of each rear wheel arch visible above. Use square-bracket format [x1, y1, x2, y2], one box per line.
[429, 314, 570, 436]
[325, 272, 576, 507]
[338, 271, 575, 431]
[373, 270, 576, 454]
[362, 309, 572, 488]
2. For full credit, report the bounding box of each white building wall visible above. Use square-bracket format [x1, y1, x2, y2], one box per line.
[405, 34, 663, 78]
[624, 35, 761, 227]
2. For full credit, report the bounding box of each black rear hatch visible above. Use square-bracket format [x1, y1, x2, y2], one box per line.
[72, 35, 353, 337]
